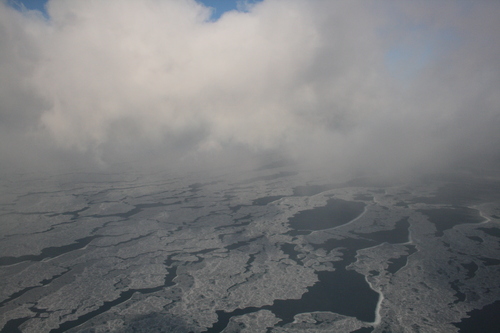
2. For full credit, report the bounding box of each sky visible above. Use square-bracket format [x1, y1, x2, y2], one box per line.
[10, 0, 263, 19]
[1, 0, 499, 178]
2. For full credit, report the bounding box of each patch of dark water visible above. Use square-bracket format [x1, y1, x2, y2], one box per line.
[256, 159, 291, 170]
[118, 202, 177, 219]
[467, 236, 483, 243]
[252, 196, 286, 206]
[214, 219, 251, 231]
[450, 280, 466, 303]
[188, 183, 203, 193]
[412, 179, 500, 206]
[344, 177, 395, 188]
[314, 238, 375, 266]
[214, 214, 252, 230]
[355, 217, 410, 244]
[292, 184, 336, 196]
[229, 204, 246, 213]
[461, 262, 478, 279]
[87, 202, 176, 220]
[190, 248, 218, 256]
[0, 268, 70, 307]
[350, 327, 374, 333]
[218, 230, 243, 243]
[234, 214, 252, 222]
[418, 207, 485, 237]
[479, 257, 500, 266]
[280, 243, 303, 265]
[237, 171, 298, 185]
[0, 236, 97, 266]
[386, 257, 407, 274]
[205, 307, 262, 333]
[47, 206, 89, 220]
[453, 300, 500, 332]
[288, 199, 365, 232]
[225, 236, 263, 251]
[286, 230, 311, 236]
[386, 244, 417, 274]
[163, 254, 177, 268]
[291, 178, 392, 197]
[0, 317, 30, 333]
[243, 253, 257, 273]
[479, 227, 500, 238]
[353, 194, 373, 201]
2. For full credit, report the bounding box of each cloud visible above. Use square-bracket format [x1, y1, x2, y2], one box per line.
[0, 0, 499, 177]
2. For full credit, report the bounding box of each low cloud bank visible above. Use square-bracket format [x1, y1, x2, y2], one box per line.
[1, 0, 499, 177]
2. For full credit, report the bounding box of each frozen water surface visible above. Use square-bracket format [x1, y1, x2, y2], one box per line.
[1, 167, 500, 332]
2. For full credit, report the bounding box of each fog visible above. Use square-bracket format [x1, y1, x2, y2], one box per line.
[1, 0, 499, 178]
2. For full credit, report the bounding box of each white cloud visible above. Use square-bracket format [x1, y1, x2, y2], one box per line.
[1, 0, 499, 176]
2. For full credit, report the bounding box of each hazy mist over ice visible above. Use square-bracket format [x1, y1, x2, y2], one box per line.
[1, 0, 499, 177]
